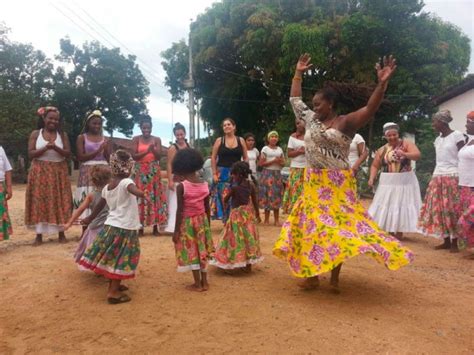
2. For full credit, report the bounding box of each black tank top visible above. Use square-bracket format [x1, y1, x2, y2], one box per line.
[217, 136, 243, 168]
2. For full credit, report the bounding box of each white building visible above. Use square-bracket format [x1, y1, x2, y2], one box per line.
[433, 74, 474, 134]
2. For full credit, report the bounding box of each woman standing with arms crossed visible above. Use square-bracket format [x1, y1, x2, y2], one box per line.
[210, 118, 248, 222]
[273, 54, 413, 292]
[165, 122, 190, 234]
[74, 110, 109, 221]
[25, 106, 73, 245]
[132, 116, 167, 236]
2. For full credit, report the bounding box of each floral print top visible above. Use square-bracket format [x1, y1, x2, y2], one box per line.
[290, 97, 351, 169]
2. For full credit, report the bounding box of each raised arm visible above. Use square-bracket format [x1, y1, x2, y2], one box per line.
[344, 56, 397, 133]
[290, 54, 315, 123]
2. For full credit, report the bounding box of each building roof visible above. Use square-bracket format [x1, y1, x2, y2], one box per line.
[433, 74, 474, 106]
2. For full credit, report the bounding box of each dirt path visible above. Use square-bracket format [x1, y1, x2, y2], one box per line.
[1, 184, 473, 353]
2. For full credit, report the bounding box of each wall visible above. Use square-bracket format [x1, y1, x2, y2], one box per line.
[439, 89, 474, 133]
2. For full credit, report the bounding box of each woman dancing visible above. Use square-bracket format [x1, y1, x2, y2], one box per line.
[273, 54, 413, 292]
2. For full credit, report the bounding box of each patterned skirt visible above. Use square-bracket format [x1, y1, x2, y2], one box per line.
[282, 167, 305, 214]
[418, 175, 461, 240]
[259, 168, 283, 210]
[133, 161, 167, 227]
[211, 166, 231, 222]
[174, 213, 214, 272]
[273, 168, 414, 278]
[73, 161, 108, 220]
[74, 225, 103, 263]
[0, 183, 12, 241]
[79, 225, 140, 279]
[25, 160, 72, 233]
[459, 186, 474, 247]
[211, 205, 263, 269]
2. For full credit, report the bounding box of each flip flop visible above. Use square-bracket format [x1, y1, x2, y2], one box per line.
[107, 295, 131, 304]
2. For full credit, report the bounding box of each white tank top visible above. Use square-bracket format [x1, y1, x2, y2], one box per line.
[36, 129, 65, 162]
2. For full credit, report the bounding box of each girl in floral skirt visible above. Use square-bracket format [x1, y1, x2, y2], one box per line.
[0, 145, 13, 241]
[80, 150, 148, 304]
[172, 148, 214, 292]
[211, 161, 263, 272]
[259, 131, 285, 225]
[64, 165, 111, 264]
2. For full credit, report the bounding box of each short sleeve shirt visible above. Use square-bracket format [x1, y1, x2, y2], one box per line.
[102, 178, 140, 230]
[261, 146, 284, 170]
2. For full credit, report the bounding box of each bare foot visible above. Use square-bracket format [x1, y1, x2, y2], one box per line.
[139, 229, 144, 237]
[201, 281, 209, 291]
[298, 277, 320, 290]
[152, 226, 160, 236]
[242, 264, 252, 273]
[33, 236, 43, 246]
[185, 284, 203, 292]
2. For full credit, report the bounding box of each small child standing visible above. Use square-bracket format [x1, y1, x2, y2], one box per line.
[172, 148, 214, 292]
[64, 165, 111, 264]
[258, 131, 285, 225]
[79, 150, 147, 304]
[0, 146, 13, 241]
[211, 161, 263, 272]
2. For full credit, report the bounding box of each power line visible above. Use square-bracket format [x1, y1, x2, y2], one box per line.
[52, 2, 167, 90]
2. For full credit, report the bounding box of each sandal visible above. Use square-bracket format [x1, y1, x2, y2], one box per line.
[107, 295, 131, 304]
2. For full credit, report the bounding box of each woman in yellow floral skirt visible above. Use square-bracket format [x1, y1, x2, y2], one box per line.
[273, 54, 413, 292]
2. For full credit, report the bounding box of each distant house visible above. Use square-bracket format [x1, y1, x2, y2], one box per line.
[433, 74, 474, 134]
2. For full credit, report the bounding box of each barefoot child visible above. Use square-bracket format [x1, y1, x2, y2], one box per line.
[79, 150, 148, 304]
[0, 146, 13, 241]
[64, 165, 111, 264]
[172, 148, 214, 292]
[211, 161, 263, 272]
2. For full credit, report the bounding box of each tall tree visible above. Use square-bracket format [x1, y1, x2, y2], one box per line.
[161, 0, 470, 147]
[0, 23, 54, 158]
[53, 38, 150, 140]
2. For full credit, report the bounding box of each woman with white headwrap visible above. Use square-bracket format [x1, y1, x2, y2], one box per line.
[368, 122, 422, 239]
[418, 110, 465, 252]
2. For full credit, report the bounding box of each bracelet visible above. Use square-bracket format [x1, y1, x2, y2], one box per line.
[292, 76, 302, 81]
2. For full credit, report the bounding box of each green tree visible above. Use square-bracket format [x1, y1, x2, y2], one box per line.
[53, 38, 150, 141]
[161, 0, 470, 154]
[0, 23, 54, 158]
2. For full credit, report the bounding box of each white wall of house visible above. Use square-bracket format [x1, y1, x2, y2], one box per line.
[438, 89, 474, 134]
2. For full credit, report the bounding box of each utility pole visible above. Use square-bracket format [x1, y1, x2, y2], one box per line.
[183, 21, 195, 146]
[196, 99, 200, 149]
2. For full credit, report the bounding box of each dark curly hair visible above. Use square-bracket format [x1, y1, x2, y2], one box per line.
[313, 87, 339, 110]
[231, 161, 257, 185]
[139, 115, 153, 128]
[172, 148, 204, 175]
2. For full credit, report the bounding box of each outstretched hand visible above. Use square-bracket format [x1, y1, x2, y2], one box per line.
[375, 55, 397, 84]
[296, 53, 313, 73]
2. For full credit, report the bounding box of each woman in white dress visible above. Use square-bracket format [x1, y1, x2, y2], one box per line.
[165, 122, 190, 233]
[368, 122, 422, 239]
